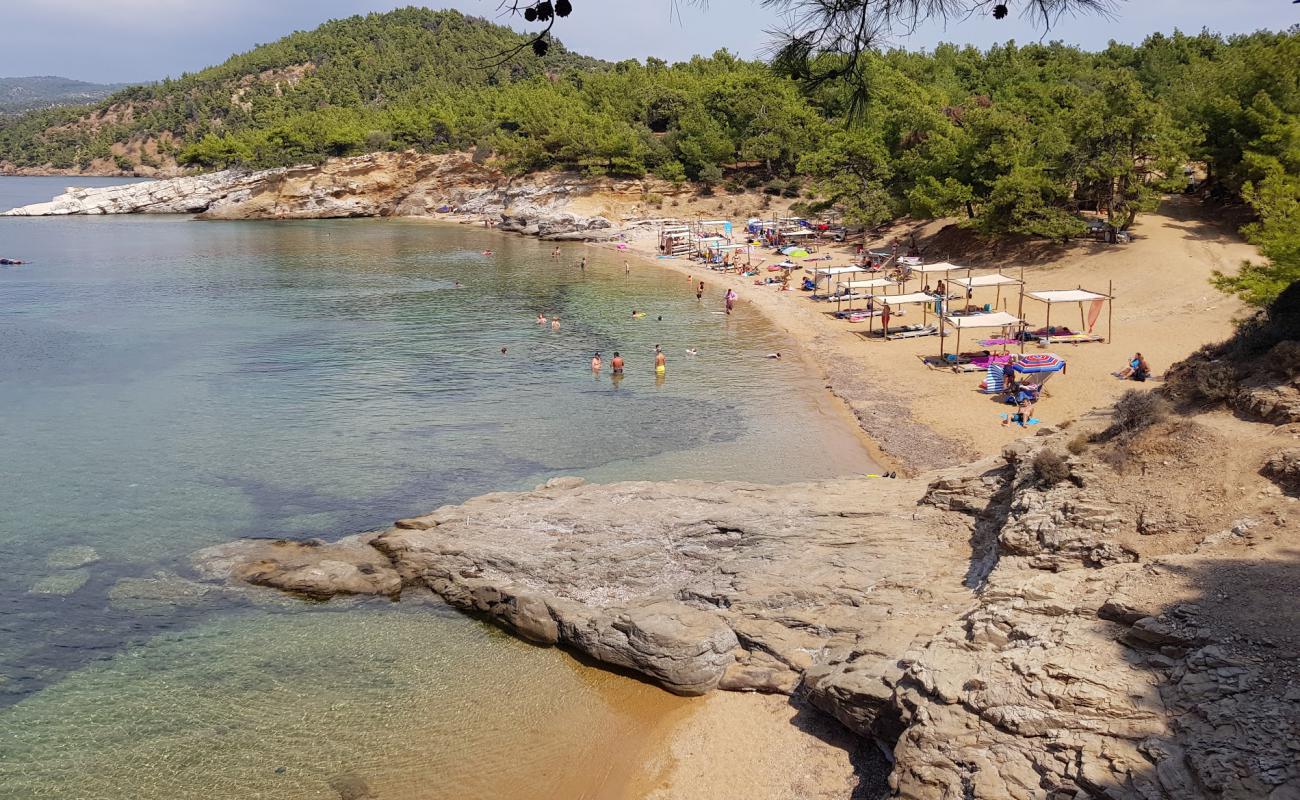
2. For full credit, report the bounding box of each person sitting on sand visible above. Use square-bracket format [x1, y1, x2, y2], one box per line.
[611, 352, 624, 374]
[1003, 383, 1040, 426]
[1114, 353, 1150, 382]
[591, 352, 602, 371]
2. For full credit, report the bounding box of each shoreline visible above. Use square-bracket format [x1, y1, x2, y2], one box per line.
[588, 235, 916, 474]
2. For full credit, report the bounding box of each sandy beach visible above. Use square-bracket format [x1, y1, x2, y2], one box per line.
[594, 194, 1252, 473]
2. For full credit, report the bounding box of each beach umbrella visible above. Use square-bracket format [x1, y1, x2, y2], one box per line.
[1009, 353, 1066, 384]
[786, 248, 811, 259]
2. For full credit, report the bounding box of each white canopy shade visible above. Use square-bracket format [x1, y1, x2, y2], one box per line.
[943, 311, 1023, 329]
[714, 243, 750, 250]
[843, 278, 896, 290]
[697, 220, 729, 226]
[781, 229, 816, 237]
[1026, 289, 1109, 303]
[878, 292, 935, 306]
[811, 266, 868, 277]
[661, 225, 690, 233]
[911, 260, 965, 273]
[696, 235, 727, 242]
[950, 273, 1023, 289]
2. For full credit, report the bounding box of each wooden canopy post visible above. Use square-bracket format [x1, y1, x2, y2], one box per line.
[1018, 269, 1026, 354]
[1108, 279, 1114, 344]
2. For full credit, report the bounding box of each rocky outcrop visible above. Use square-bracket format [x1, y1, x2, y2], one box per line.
[1, 151, 633, 240]
[194, 473, 982, 696]
[194, 418, 1299, 798]
[0, 169, 270, 215]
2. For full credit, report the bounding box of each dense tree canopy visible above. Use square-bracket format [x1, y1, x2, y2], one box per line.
[0, 7, 1295, 303]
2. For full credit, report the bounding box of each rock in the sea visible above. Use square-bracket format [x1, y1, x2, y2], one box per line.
[108, 572, 216, 612]
[29, 569, 91, 596]
[45, 545, 100, 569]
[191, 534, 401, 600]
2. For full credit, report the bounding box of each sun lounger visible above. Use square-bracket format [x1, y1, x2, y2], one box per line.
[886, 324, 939, 340]
[1039, 332, 1104, 344]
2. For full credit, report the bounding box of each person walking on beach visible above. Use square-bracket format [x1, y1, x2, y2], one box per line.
[696, 281, 704, 301]
[881, 301, 892, 337]
[611, 352, 624, 374]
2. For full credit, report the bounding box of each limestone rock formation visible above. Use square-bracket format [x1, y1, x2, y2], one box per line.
[2, 151, 625, 240]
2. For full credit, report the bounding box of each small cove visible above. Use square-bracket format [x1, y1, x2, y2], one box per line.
[0, 176, 878, 798]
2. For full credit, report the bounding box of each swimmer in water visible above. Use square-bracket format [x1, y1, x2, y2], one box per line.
[611, 352, 624, 374]
[552, 247, 561, 259]
[631, 309, 645, 319]
[501, 347, 508, 355]
[591, 352, 602, 371]
[551, 318, 561, 330]
[454, 281, 462, 288]
[482, 250, 493, 256]
[537, 314, 547, 324]
[685, 348, 698, 356]
[766, 352, 781, 359]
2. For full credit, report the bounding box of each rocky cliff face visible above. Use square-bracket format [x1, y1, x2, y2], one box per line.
[0, 151, 660, 239]
[193, 400, 1300, 799]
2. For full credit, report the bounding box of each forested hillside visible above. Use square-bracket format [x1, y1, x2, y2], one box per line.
[0, 77, 130, 116]
[1, 8, 1295, 303]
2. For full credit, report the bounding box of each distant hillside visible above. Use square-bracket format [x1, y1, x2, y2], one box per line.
[0, 7, 604, 175]
[0, 76, 130, 116]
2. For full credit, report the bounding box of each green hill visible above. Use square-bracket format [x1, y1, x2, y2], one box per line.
[0, 7, 603, 173]
[0, 76, 131, 116]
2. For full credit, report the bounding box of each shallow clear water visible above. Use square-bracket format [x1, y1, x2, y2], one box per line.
[0, 177, 875, 798]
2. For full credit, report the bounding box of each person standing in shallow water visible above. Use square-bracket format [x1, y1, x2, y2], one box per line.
[591, 352, 602, 371]
[611, 352, 624, 374]
[724, 288, 737, 315]
[655, 346, 666, 375]
[696, 281, 704, 301]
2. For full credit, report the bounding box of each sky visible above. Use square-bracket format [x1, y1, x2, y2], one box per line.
[5, 0, 1297, 84]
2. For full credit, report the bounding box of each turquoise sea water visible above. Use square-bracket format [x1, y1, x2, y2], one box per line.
[0, 177, 875, 798]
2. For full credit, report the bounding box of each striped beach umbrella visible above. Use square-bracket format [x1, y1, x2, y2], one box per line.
[1009, 353, 1066, 383]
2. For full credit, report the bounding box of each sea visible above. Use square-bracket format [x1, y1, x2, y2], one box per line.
[0, 176, 876, 799]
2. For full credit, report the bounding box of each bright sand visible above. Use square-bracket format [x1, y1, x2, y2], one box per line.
[599, 195, 1252, 472]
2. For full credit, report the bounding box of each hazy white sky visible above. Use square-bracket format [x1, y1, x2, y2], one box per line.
[5, 1, 1297, 84]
